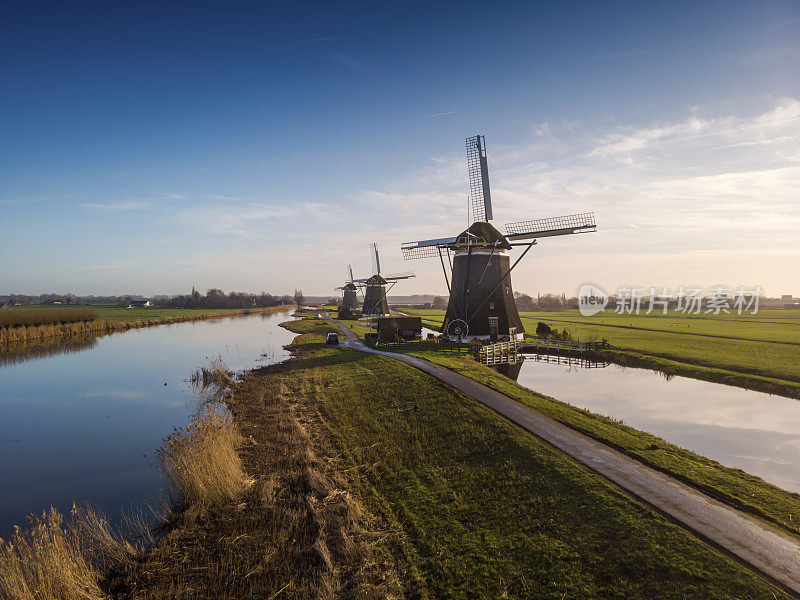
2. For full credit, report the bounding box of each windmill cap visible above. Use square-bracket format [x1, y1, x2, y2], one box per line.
[456, 221, 511, 249]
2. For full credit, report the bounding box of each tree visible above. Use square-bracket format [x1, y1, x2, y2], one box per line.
[432, 296, 447, 309]
[294, 289, 305, 307]
[514, 293, 535, 312]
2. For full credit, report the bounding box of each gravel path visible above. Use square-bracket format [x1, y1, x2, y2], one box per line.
[330, 319, 800, 595]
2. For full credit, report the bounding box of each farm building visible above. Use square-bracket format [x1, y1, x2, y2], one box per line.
[376, 316, 422, 342]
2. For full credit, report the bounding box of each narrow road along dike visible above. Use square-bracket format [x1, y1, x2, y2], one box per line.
[329, 319, 800, 595]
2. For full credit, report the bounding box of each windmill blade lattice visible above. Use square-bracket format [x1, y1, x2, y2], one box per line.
[505, 213, 596, 240]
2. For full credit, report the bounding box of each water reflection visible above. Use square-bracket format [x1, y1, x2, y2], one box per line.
[523, 353, 610, 370]
[515, 360, 800, 493]
[0, 335, 100, 367]
[0, 311, 296, 536]
[490, 360, 524, 381]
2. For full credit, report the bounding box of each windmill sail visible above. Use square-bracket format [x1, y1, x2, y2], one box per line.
[505, 213, 596, 240]
[370, 242, 381, 275]
[467, 134, 492, 222]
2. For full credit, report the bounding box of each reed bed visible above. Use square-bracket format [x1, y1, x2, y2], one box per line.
[0, 309, 275, 346]
[0, 307, 97, 329]
[0, 504, 138, 600]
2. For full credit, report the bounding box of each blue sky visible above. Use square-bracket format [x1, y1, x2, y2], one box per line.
[1, 1, 798, 297]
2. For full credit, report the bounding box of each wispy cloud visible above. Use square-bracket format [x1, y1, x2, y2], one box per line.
[302, 35, 346, 44]
[79, 201, 150, 211]
[588, 98, 800, 158]
[421, 110, 459, 119]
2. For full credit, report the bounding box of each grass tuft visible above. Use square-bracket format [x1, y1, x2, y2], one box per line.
[159, 403, 250, 508]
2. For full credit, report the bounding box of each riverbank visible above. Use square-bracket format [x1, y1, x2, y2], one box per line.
[0, 305, 290, 347]
[405, 308, 800, 399]
[2, 315, 794, 599]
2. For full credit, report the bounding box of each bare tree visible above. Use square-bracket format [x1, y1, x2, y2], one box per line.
[293, 289, 305, 307]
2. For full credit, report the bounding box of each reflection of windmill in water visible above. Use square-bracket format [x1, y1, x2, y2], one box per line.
[402, 134, 596, 342]
[358, 243, 415, 318]
[335, 265, 360, 319]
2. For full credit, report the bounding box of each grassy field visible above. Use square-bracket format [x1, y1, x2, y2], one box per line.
[332, 313, 800, 539]
[405, 308, 800, 397]
[276, 317, 790, 599]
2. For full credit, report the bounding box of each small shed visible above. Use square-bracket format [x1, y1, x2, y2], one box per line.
[376, 316, 422, 342]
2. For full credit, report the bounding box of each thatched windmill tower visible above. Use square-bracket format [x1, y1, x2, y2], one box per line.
[359, 243, 414, 318]
[401, 134, 596, 341]
[336, 265, 360, 319]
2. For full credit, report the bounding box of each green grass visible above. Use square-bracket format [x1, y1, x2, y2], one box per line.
[279, 319, 791, 599]
[401, 349, 800, 541]
[405, 308, 800, 397]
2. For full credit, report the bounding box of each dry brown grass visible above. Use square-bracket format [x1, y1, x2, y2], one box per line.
[189, 356, 234, 399]
[0, 504, 137, 600]
[0, 308, 97, 329]
[158, 403, 250, 508]
[0, 308, 280, 346]
[122, 367, 403, 599]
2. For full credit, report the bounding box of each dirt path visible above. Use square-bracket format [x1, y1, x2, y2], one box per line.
[329, 319, 800, 595]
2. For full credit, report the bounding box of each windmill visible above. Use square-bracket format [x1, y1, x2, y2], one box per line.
[335, 265, 360, 319]
[357, 243, 415, 318]
[401, 134, 596, 341]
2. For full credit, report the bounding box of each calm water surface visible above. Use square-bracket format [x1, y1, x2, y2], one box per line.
[515, 356, 800, 494]
[0, 311, 295, 535]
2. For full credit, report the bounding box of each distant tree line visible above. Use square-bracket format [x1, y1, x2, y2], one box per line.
[427, 293, 579, 312]
[0, 290, 296, 309]
[157, 288, 294, 309]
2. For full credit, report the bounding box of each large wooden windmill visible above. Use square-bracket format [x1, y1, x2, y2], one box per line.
[357, 243, 414, 318]
[335, 265, 360, 319]
[401, 134, 596, 341]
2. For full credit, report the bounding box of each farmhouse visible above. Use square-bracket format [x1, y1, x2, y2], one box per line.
[127, 300, 152, 308]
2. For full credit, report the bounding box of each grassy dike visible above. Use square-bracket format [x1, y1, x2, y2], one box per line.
[273, 316, 790, 599]
[398, 348, 800, 541]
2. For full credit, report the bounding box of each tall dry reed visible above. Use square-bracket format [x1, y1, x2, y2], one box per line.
[0, 504, 138, 600]
[0, 308, 97, 329]
[158, 404, 250, 508]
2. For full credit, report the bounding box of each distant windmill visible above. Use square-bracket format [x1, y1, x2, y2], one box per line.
[356, 243, 415, 318]
[401, 134, 596, 341]
[335, 265, 360, 319]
